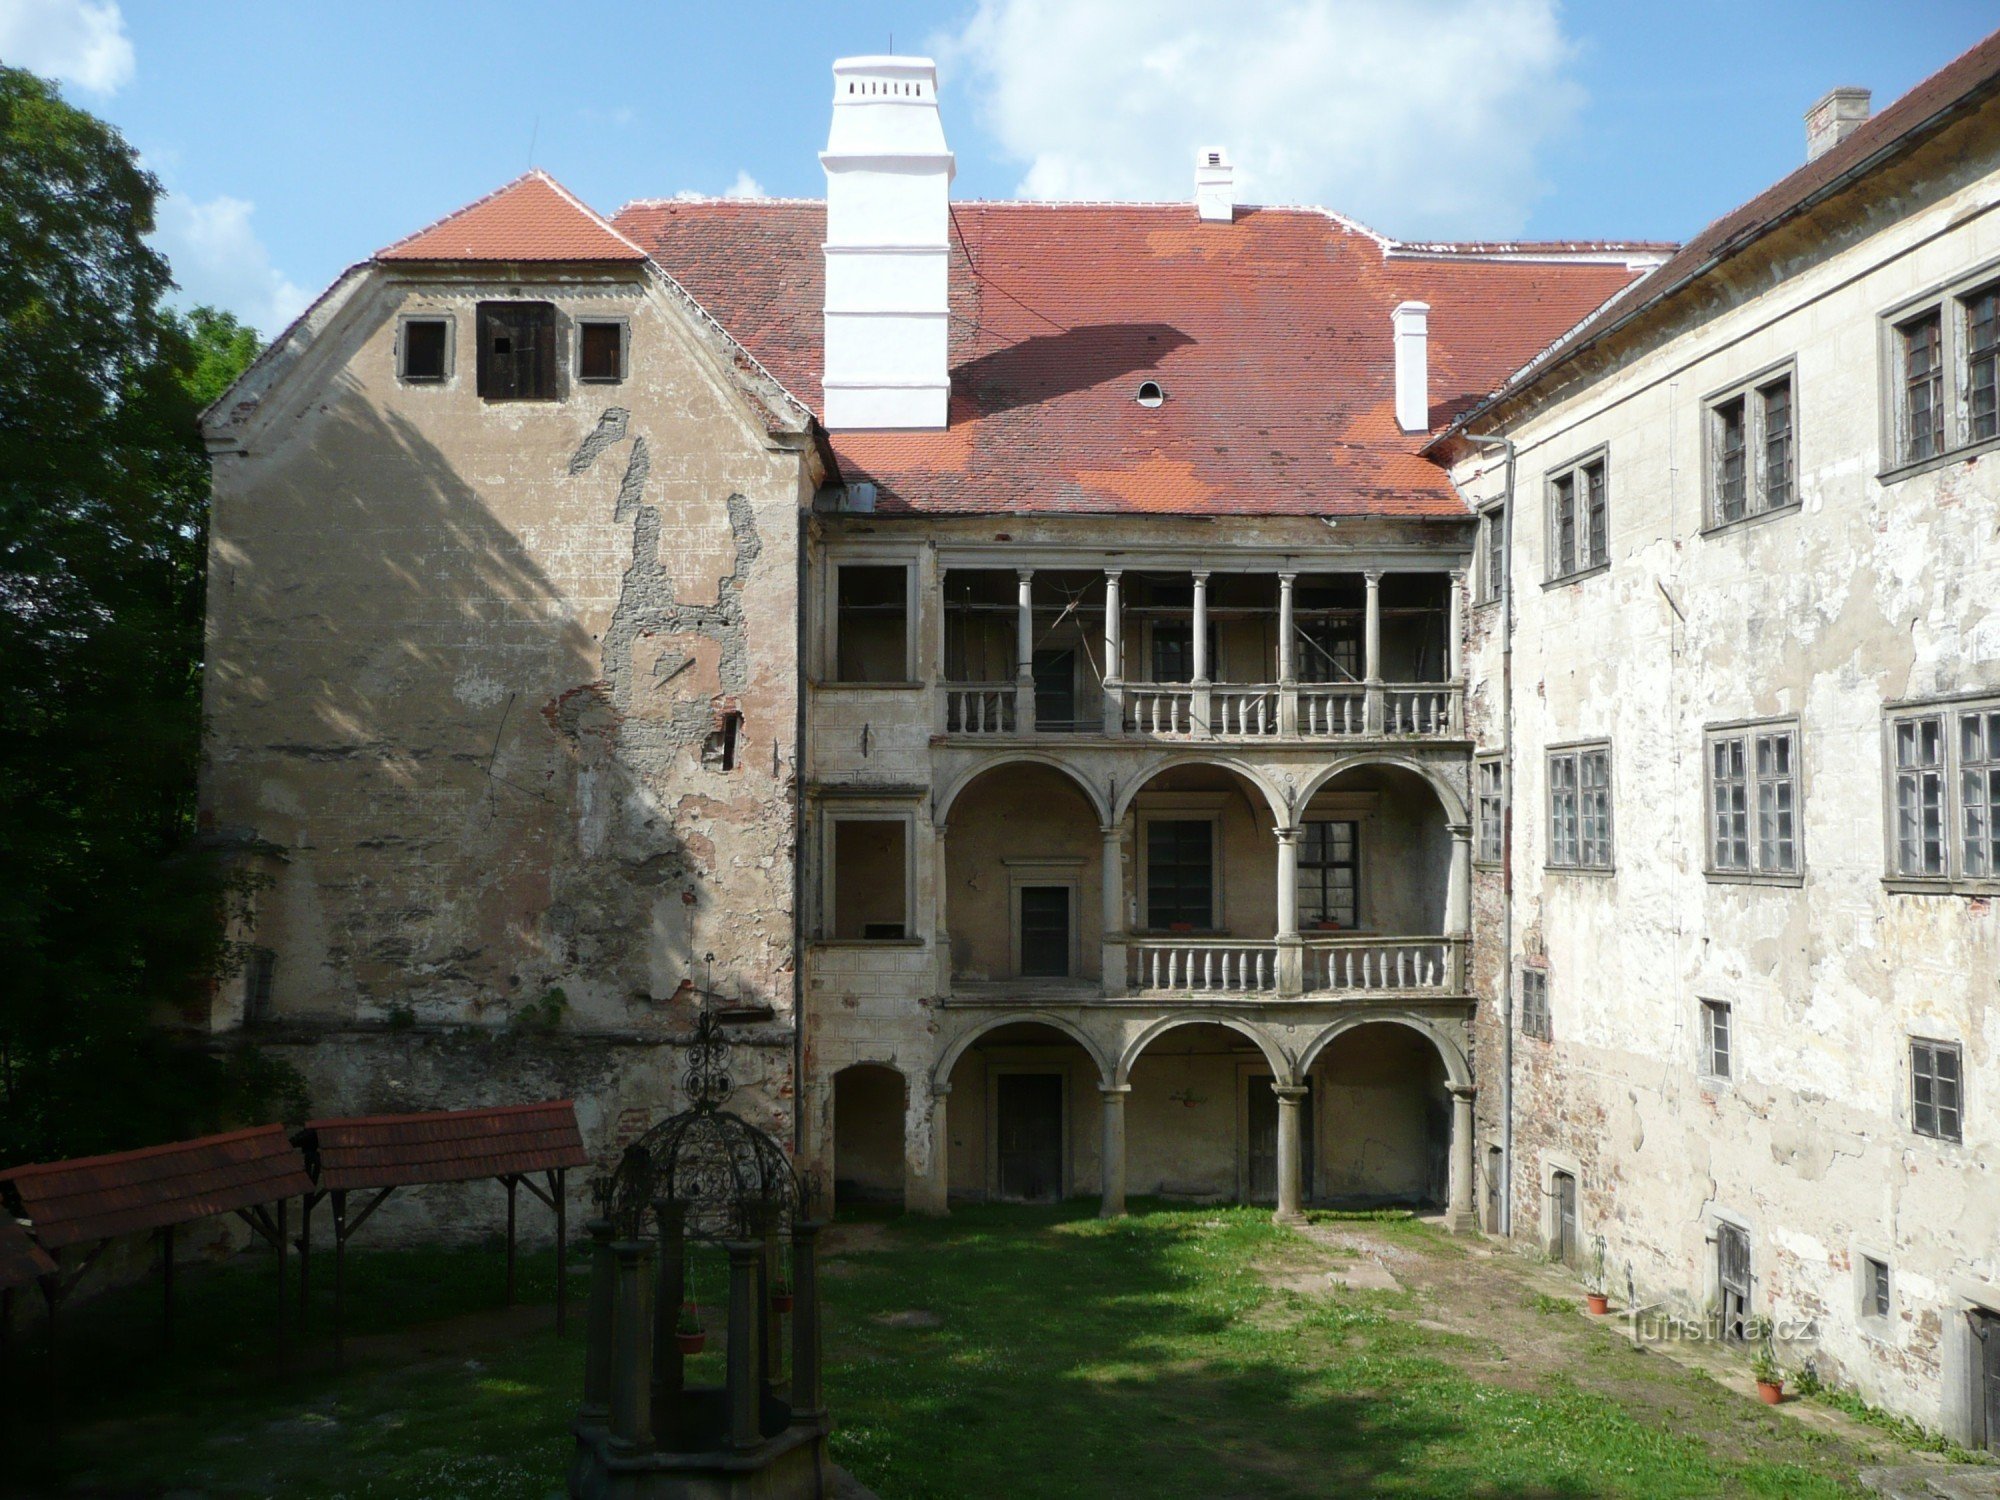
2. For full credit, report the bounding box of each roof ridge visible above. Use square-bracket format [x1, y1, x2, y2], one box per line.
[374, 168, 548, 259]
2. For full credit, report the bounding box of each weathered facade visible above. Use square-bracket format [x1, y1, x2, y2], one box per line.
[1442, 39, 2000, 1448]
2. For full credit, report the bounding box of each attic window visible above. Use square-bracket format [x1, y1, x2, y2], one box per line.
[477, 301, 557, 401]
[578, 320, 626, 383]
[1136, 380, 1164, 408]
[399, 316, 450, 382]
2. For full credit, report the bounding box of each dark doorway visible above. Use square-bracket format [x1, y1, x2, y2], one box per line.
[995, 1073, 1064, 1202]
[1717, 1221, 1752, 1341]
[1019, 887, 1072, 978]
[1485, 1146, 1504, 1233]
[1551, 1170, 1578, 1266]
[1974, 1308, 1999, 1456]
[832, 1064, 906, 1209]
[1246, 1078, 1313, 1205]
[1033, 649, 1078, 731]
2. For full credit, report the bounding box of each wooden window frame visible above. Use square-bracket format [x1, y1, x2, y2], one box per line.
[1296, 818, 1360, 931]
[1883, 691, 2000, 894]
[396, 313, 453, 384]
[1520, 968, 1552, 1041]
[1698, 998, 1733, 1081]
[1703, 719, 1803, 884]
[1701, 360, 1798, 534]
[1543, 448, 1610, 585]
[475, 300, 559, 402]
[1137, 810, 1222, 933]
[1474, 755, 1503, 866]
[1476, 502, 1506, 606]
[576, 317, 629, 384]
[1547, 740, 1614, 873]
[1878, 259, 2000, 481]
[1910, 1036, 1964, 1144]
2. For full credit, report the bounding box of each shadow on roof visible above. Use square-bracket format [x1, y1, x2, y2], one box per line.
[951, 322, 1196, 417]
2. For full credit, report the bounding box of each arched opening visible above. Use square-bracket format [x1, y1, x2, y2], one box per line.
[944, 762, 1104, 990]
[1305, 1022, 1451, 1209]
[1123, 1020, 1290, 1205]
[944, 1022, 1104, 1204]
[831, 1064, 907, 1211]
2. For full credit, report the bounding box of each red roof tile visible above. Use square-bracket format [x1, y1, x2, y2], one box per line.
[0, 1218, 56, 1291]
[377, 169, 647, 264]
[615, 199, 1642, 518]
[0, 1126, 313, 1250]
[304, 1101, 589, 1191]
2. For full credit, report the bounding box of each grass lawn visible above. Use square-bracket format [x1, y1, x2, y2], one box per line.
[20, 1202, 1933, 1498]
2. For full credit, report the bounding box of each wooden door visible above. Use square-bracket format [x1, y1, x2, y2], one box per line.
[995, 1073, 1063, 1202]
[1717, 1222, 1752, 1341]
[1551, 1171, 1578, 1266]
[1977, 1309, 2000, 1457]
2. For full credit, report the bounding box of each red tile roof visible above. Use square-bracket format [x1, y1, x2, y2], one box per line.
[1453, 25, 2000, 431]
[616, 199, 1644, 517]
[0, 1126, 313, 1250]
[377, 169, 647, 264]
[0, 1219, 56, 1291]
[303, 1101, 589, 1191]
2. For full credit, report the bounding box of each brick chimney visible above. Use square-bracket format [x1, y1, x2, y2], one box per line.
[820, 56, 955, 430]
[1805, 87, 1871, 163]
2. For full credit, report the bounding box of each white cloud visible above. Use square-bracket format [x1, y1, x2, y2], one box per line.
[0, 0, 134, 93]
[932, 0, 1583, 239]
[721, 170, 768, 200]
[151, 191, 310, 337]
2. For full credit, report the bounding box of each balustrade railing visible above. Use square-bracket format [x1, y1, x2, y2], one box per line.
[1128, 939, 1277, 993]
[1381, 685, 1458, 736]
[1208, 686, 1281, 736]
[1304, 935, 1464, 993]
[1297, 685, 1367, 736]
[1123, 686, 1194, 735]
[938, 681, 1462, 740]
[943, 682, 1016, 735]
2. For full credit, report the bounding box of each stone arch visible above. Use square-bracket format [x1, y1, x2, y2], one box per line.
[1292, 752, 1467, 826]
[931, 1010, 1114, 1091]
[1296, 1013, 1470, 1088]
[1116, 1011, 1293, 1086]
[935, 753, 1111, 827]
[830, 1061, 909, 1209]
[1109, 751, 1291, 825]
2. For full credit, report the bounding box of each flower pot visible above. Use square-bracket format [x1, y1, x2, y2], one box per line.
[1755, 1379, 1783, 1405]
[772, 1293, 794, 1315]
[1585, 1293, 1610, 1316]
[676, 1331, 707, 1356]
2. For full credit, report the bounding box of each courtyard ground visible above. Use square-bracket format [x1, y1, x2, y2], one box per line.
[16, 1203, 1993, 1498]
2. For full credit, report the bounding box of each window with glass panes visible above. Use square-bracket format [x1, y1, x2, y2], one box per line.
[1705, 367, 1797, 527]
[1146, 819, 1214, 929]
[1548, 744, 1611, 870]
[1910, 1038, 1963, 1142]
[1480, 505, 1506, 603]
[1700, 999, 1733, 1079]
[1297, 820, 1358, 929]
[1547, 453, 1608, 580]
[1901, 312, 1944, 463]
[1886, 696, 2000, 884]
[1521, 970, 1552, 1040]
[1863, 1257, 1891, 1318]
[1971, 287, 2000, 444]
[1707, 724, 1798, 875]
[1475, 758, 1503, 863]
[1881, 273, 2000, 471]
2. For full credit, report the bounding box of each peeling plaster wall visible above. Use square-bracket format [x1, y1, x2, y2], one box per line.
[200, 267, 812, 1212]
[1457, 119, 2000, 1436]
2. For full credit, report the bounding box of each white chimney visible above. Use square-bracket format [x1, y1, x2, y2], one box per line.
[820, 56, 955, 430]
[1393, 301, 1430, 434]
[1805, 86, 1871, 163]
[1195, 147, 1234, 223]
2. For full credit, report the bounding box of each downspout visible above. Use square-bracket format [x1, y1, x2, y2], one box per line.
[792, 498, 811, 1171]
[1462, 432, 1517, 1237]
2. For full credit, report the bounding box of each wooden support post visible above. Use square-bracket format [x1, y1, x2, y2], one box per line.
[275, 1197, 288, 1368]
[332, 1188, 347, 1372]
[726, 1241, 760, 1451]
[160, 1223, 175, 1353]
[553, 1168, 569, 1336]
[608, 1238, 655, 1453]
[504, 1175, 518, 1308]
[760, 1205, 784, 1399]
[651, 1202, 687, 1424]
[790, 1222, 824, 1422]
[580, 1218, 616, 1428]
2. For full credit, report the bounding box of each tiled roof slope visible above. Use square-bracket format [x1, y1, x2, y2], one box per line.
[0, 1126, 313, 1250]
[615, 199, 1644, 518]
[1458, 25, 2000, 427]
[377, 169, 646, 263]
[302, 1102, 590, 1191]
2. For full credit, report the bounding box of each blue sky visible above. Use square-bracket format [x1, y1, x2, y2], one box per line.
[4, 0, 1996, 337]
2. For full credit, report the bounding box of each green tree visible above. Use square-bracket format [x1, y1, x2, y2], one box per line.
[0, 65, 304, 1163]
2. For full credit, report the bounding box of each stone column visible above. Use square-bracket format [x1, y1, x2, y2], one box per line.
[580, 1217, 616, 1428]
[1363, 570, 1384, 734]
[725, 1241, 760, 1451]
[932, 821, 952, 997]
[1446, 1084, 1479, 1233]
[1191, 570, 1212, 737]
[1277, 572, 1298, 737]
[1100, 822, 1127, 997]
[1274, 825, 1303, 996]
[1447, 568, 1465, 681]
[1103, 568, 1125, 735]
[650, 1201, 687, 1417]
[790, 1222, 825, 1421]
[608, 1237, 656, 1452]
[1099, 1085, 1131, 1218]
[1273, 1084, 1308, 1225]
[908, 1080, 950, 1216]
[1446, 821, 1472, 991]
[1016, 568, 1036, 735]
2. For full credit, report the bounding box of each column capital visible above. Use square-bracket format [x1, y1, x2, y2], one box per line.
[933, 821, 950, 840]
[1446, 821, 1472, 839]
[931, 1081, 953, 1099]
[1099, 1083, 1132, 1099]
[1190, 569, 1211, 584]
[1272, 1083, 1309, 1102]
[1277, 571, 1298, 585]
[1273, 824, 1300, 844]
[1448, 1082, 1478, 1101]
[1103, 566, 1124, 581]
[1364, 569, 1385, 585]
[1100, 823, 1123, 840]
[1017, 567, 1035, 582]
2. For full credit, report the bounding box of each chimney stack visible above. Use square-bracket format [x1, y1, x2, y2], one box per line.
[1805, 87, 1871, 163]
[1393, 301, 1430, 434]
[820, 56, 955, 430]
[1195, 147, 1234, 222]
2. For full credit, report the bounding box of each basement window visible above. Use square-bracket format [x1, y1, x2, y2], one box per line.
[828, 817, 910, 940]
[476, 301, 557, 401]
[832, 563, 913, 683]
[398, 316, 450, 382]
[578, 319, 627, 383]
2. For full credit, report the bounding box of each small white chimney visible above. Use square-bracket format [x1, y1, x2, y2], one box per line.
[1195, 147, 1234, 223]
[1393, 300, 1430, 434]
[1805, 86, 1871, 163]
[820, 56, 955, 430]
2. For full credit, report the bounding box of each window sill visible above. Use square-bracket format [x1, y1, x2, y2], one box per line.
[1878, 432, 2000, 485]
[1542, 562, 1610, 590]
[1881, 877, 2000, 897]
[813, 680, 926, 691]
[1703, 869, 1805, 889]
[1700, 500, 1802, 539]
[1472, 597, 1502, 612]
[1472, 858, 1503, 871]
[1545, 863, 1615, 878]
[812, 937, 927, 950]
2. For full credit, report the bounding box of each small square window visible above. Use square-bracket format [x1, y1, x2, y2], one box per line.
[1862, 1256, 1891, 1319]
[578, 320, 626, 383]
[1699, 999, 1732, 1079]
[1910, 1037, 1962, 1142]
[400, 317, 449, 382]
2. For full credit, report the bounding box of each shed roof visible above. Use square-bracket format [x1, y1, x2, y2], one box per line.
[0, 1125, 313, 1250]
[0, 1218, 57, 1289]
[301, 1101, 590, 1191]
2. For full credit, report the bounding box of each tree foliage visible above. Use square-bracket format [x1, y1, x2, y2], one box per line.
[0, 65, 305, 1163]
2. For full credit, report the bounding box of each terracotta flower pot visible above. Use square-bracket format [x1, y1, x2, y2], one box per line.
[1586, 1293, 1610, 1315]
[1756, 1378, 1783, 1405]
[772, 1292, 794, 1315]
[676, 1330, 707, 1356]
